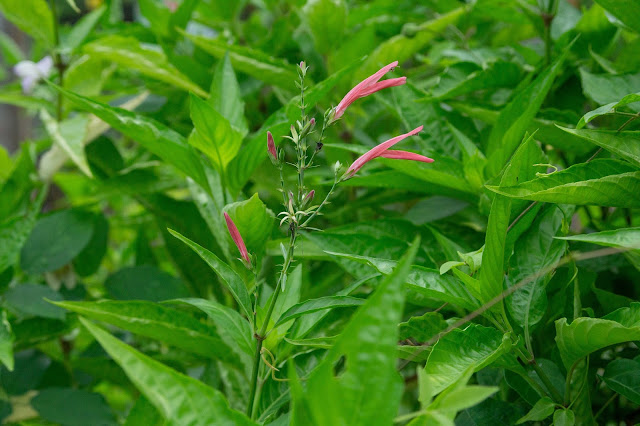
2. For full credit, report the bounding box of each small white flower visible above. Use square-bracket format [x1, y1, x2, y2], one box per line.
[13, 56, 54, 94]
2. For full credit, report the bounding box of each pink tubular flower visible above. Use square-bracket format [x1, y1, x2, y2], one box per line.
[224, 212, 251, 268]
[267, 131, 277, 162]
[342, 125, 432, 180]
[333, 61, 406, 121]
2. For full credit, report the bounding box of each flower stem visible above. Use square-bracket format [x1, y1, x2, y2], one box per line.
[300, 178, 338, 228]
[246, 229, 297, 418]
[48, 0, 65, 121]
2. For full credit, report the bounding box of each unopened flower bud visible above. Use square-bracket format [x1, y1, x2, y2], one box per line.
[302, 190, 315, 207]
[267, 131, 278, 164]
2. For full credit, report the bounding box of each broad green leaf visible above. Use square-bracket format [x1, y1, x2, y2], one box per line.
[0, 187, 45, 273]
[61, 5, 106, 52]
[303, 0, 347, 55]
[56, 300, 241, 365]
[223, 193, 274, 258]
[83, 35, 207, 97]
[399, 312, 448, 342]
[427, 61, 523, 101]
[579, 69, 640, 110]
[485, 44, 571, 177]
[450, 102, 592, 155]
[20, 209, 94, 275]
[209, 53, 248, 134]
[4, 283, 65, 320]
[182, 31, 297, 89]
[553, 409, 575, 426]
[555, 227, 640, 250]
[73, 212, 109, 277]
[0, 310, 14, 371]
[357, 6, 466, 79]
[274, 296, 364, 327]
[291, 239, 419, 426]
[52, 85, 209, 191]
[168, 229, 252, 320]
[593, 0, 640, 34]
[80, 318, 256, 426]
[423, 324, 512, 394]
[575, 93, 640, 128]
[40, 110, 92, 177]
[487, 159, 640, 208]
[189, 93, 244, 173]
[602, 358, 640, 404]
[431, 385, 499, 414]
[170, 298, 253, 361]
[105, 265, 191, 302]
[507, 206, 567, 329]
[32, 388, 115, 426]
[323, 251, 476, 310]
[555, 302, 640, 368]
[559, 128, 640, 166]
[124, 396, 164, 426]
[0, 0, 54, 47]
[516, 397, 556, 424]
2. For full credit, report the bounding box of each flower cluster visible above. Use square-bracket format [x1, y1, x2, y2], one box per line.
[225, 60, 434, 269]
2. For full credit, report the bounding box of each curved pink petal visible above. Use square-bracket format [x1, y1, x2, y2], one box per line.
[358, 77, 406, 97]
[334, 61, 401, 120]
[379, 150, 434, 163]
[224, 212, 251, 267]
[344, 125, 424, 178]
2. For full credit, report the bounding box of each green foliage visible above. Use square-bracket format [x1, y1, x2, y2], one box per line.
[1, 0, 639, 423]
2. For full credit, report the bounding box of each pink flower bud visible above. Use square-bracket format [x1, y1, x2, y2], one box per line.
[224, 212, 251, 268]
[267, 131, 277, 161]
[303, 190, 315, 206]
[310, 117, 316, 126]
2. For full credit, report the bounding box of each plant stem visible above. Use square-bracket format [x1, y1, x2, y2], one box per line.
[530, 359, 564, 404]
[300, 178, 338, 228]
[48, 0, 65, 121]
[246, 229, 297, 418]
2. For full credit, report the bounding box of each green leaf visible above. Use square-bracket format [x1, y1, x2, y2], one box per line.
[223, 194, 274, 258]
[427, 61, 523, 101]
[83, 35, 207, 97]
[593, 0, 640, 34]
[189, 93, 244, 173]
[61, 5, 106, 52]
[357, 6, 466, 80]
[79, 318, 256, 426]
[20, 209, 94, 275]
[209, 53, 248, 134]
[602, 358, 640, 404]
[73, 212, 109, 277]
[485, 44, 572, 177]
[0, 310, 15, 371]
[52, 85, 209, 191]
[486, 159, 640, 208]
[291, 239, 419, 426]
[274, 296, 365, 327]
[124, 396, 164, 426]
[431, 385, 499, 414]
[105, 265, 191, 302]
[182, 31, 297, 89]
[0, 187, 45, 273]
[507, 206, 567, 329]
[555, 227, 640, 250]
[168, 229, 252, 320]
[553, 408, 575, 426]
[323, 251, 476, 310]
[579, 69, 640, 109]
[555, 302, 640, 368]
[575, 93, 640, 128]
[0, 0, 54, 47]
[559, 128, 640, 167]
[399, 312, 448, 342]
[516, 397, 556, 424]
[302, 0, 347, 55]
[423, 324, 512, 395]
[56, 300, 241, 365]
[4, 283, 65, 320]
[169, 298, 253, 361]
[32, 388, 115, 426]
[40, 110, 92, 177]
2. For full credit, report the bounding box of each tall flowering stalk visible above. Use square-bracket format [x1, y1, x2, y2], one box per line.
[245, 60, 434, 419]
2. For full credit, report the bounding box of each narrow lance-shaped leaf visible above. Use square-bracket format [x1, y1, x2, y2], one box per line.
[51, 84, 210, 192]
[486, 159, 640, 208]
[168, 229, 253, 321]
[79, 318, 256, 426]
[558, 127, 640, 167]
[274, 296, 365, 327]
